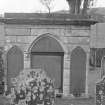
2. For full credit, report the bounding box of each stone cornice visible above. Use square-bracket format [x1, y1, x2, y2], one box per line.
[0, 14, 97, 26]
[0, 18, 97, 26]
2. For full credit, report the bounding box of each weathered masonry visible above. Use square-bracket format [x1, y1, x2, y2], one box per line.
[0, 13, 96, 97]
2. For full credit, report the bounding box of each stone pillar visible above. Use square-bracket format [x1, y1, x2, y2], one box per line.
[3, 53, 7, 92]
[85, 50, 90, 97]
[63, 53, 70, 96]
[24, 51, 30, 69]
[3, 45, 12, 92]
[0, 22, 5, 47]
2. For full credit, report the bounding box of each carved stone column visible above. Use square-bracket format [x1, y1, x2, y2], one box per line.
[63, 53, 70, 96]
[85, 51, 90, 97]
[24, 52, 30, 69]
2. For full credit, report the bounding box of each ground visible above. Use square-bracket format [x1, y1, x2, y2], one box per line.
[0, 95, 95, 105]
[0, 67, 101, 105]
[55, 97, 95, 105]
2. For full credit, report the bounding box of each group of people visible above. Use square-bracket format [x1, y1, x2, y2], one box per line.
[8, 69, 55, 105]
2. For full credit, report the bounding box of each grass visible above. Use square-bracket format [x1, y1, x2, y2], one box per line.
[0, 95, 11, 105]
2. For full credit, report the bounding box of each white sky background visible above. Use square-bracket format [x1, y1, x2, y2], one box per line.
[0, 0, 105, 14]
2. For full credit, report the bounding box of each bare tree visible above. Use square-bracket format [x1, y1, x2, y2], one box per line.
[66, 0, 82, 14]
[82, 0, 96, 14]
[40, 0, 54, 13]
[66, 0, 96, 14]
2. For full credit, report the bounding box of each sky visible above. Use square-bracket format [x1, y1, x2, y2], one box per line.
[0, 0, 105, 14]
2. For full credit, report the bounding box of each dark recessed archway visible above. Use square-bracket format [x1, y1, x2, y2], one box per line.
[30, 35, 64, 91]
[7, 46, 24, 90]
[70, 46, 86, 96]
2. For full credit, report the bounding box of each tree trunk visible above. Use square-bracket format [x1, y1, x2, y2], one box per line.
[75, 0, 81, 14]
[82, 0, 89, 15]
[67, 0, 76, 14]
[67, 0, 82, 14]
[47, 6, 51, 14]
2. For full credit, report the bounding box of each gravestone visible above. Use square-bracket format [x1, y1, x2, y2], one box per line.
[96, 76, 105, 105]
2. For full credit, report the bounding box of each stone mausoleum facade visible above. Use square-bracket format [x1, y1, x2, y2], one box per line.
[0, 13, 96, 97]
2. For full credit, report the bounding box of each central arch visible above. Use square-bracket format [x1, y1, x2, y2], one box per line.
[30, 35, 64, 91]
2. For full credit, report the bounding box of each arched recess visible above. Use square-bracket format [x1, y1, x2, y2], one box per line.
[30, 35, 64, 91]
[7, 46, 24, 89]
[70, 46, 86, 96]
[101, 56, 105, 78]
[0, 49, 4, 82]
[0, 49, 4, 94]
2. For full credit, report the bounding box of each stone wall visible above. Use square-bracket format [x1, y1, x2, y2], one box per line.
[91, 23, 105, 48]
[4, 24, 90, 97]
[0, 22, 5, 47]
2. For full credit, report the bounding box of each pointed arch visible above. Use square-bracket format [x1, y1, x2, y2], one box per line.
[70, 46, 86, 96]
[28, 33, 65, 53]
[29, 34, 64, 91]
[7, 45, 24, 89]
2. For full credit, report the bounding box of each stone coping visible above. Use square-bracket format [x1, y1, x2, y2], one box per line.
[0, 13, 97, 26]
